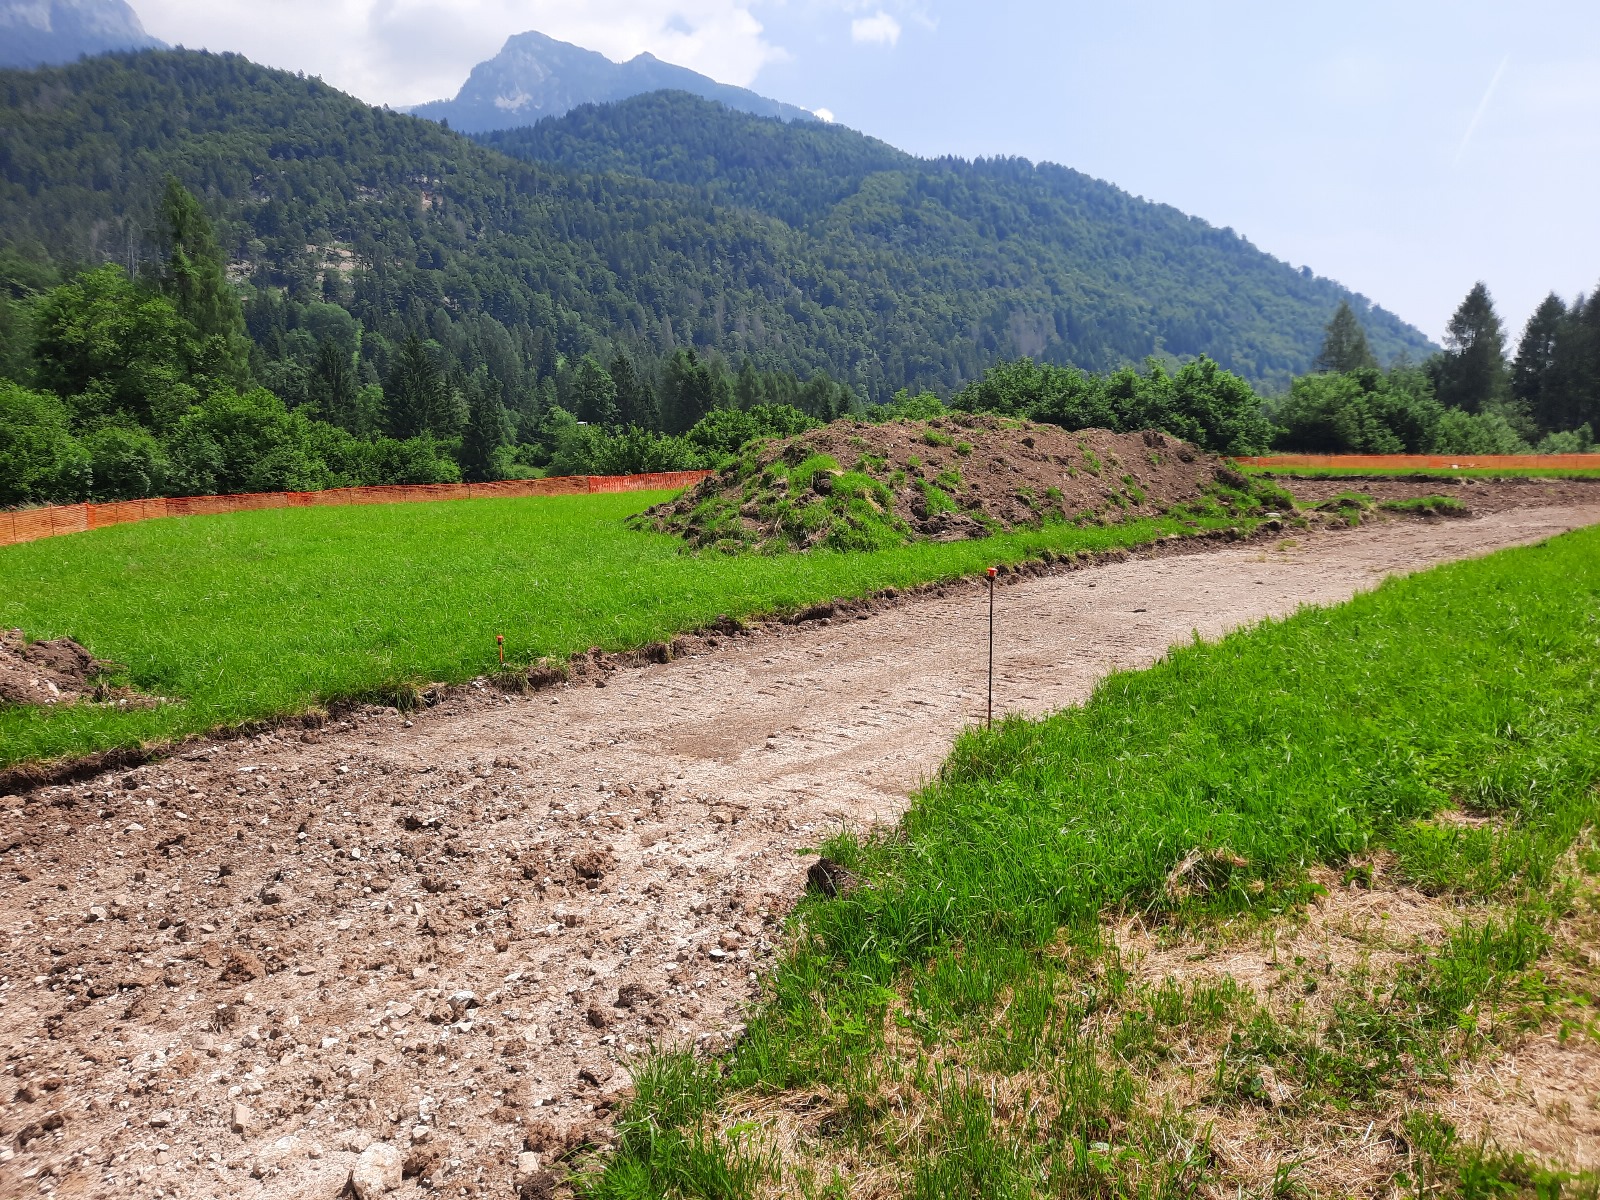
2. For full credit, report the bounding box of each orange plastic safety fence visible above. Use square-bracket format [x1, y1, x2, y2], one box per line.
[0, 471, 714, 549]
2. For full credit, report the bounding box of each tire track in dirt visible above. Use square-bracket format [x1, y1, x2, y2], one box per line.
[2, 504, 1597, 1200]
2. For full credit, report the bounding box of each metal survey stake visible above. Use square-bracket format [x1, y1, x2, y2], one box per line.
[986, 566, 997, 729]
[496, 633, 504, 667]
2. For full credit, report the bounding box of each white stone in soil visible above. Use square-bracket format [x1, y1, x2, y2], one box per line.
[350, 1142, 403, 1198]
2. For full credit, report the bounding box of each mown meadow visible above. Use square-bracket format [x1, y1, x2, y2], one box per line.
[588, 523, 1600, 1199]
[0, 489, 1257, 770]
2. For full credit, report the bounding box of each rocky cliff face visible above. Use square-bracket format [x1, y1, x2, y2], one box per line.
[0, 0, 164, 68]
[410, 29, 813, 132]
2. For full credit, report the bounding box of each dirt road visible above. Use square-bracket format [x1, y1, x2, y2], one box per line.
[3, 502, 1597, 1200]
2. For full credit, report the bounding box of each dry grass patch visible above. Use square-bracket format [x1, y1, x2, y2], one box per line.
[690, 862, 1600, 1200]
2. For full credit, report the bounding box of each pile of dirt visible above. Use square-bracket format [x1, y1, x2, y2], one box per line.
[637, 417, 1274, 552]
[0, 628, 111, 706]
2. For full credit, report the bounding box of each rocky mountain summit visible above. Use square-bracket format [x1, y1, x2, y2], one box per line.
[410, 29, 814, 133]
[0, 0, 163, 68]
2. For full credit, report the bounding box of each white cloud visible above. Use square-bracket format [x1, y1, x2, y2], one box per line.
[849, 10, 900, 47]
[812, 106, 835, 122]
[135, 0, 784, 108]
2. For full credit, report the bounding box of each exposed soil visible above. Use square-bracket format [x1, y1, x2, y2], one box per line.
[640, 420, 1260, 551]
[0, 630, 111, 708]
[0, 501, 1596, 1199]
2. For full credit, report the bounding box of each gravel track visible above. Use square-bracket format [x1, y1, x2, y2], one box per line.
[2, 501, 1597, 1200]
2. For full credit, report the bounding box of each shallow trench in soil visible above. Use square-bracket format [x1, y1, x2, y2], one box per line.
[3, 501, 1599, 1200]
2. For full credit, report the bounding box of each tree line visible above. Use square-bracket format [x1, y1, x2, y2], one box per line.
[1270, 284, 1600, 455]
[0, 179, 853, 505]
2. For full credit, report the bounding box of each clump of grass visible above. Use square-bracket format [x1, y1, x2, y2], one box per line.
[1314, 490, 1374, 525]
[914, 477, 959, 518]
[1379, 494, 1469, 517]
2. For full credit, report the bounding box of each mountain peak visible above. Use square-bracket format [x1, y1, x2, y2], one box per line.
[409, 29, 814, 133]
[0, 0, 165, 68]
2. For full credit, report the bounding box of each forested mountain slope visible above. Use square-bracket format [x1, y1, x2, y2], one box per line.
[485, 92, 1435, 386]
[0, 51, 1431, 398]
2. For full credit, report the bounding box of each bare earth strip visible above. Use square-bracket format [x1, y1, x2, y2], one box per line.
[2, 503, 1597, 1200]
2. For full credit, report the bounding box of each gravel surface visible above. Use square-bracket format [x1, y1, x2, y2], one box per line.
[1, 501, 1596, 1200]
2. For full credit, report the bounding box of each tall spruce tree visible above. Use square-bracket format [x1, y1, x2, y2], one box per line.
[1559, 290, 1600, 435]
[307, 338, 359, 431]
[384, 334, 447, 438]
[156, 177, 250, 385]
[1314, 301, 1378, 373]
[1511, 294, 1569, 435]
[608, 352, 657, 430]
[460, 373, 512, 482]
[734, 358, 763, 409]
[1433, 282, 1509, 413]
[662, 348, 727, 433]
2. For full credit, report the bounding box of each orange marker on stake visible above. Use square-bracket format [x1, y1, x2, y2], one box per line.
[497, 633, 505, 667]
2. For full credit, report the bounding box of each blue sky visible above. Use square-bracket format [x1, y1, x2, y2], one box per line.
[137, 0, 1600, 343]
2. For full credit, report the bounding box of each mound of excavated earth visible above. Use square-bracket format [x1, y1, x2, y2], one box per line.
[0, 629, 109, 707]
[638, 418, 1246, 551]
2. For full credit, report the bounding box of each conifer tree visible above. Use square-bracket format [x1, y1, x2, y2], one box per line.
[460, 374, 512, 482]
[1511, 294, 1569, 434]
[734, 358, 763, 410]
[1559, 290, 1600, 434]
[384, 334, 446, 438]
[1314, 301, 1377, 373]
[608, 352, 657, 430]
[308, 338, 359, 432]
[662, 348, 726, 432]
[1433, 282, 1509, 413]
[157, 176, 250, 385]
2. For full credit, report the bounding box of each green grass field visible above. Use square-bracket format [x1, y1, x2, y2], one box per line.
[590, 523, 1600, 1199]
[0, 490, 1252, 770]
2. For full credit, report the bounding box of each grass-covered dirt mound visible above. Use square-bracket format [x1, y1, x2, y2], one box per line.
[637, 417, 1288, 552]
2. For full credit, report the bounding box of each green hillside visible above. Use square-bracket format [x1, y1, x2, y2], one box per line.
[0, 50, 1432, 403]
[487, 92, 1435, 385]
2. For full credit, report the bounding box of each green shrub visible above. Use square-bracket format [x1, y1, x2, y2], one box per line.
[83, 423, 169, 499]
[957, 356, 1273, 455]
[0, 382, 90, 505]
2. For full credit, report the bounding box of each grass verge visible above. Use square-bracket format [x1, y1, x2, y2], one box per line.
[0, 489, 1266, 770]
[586, 523, 1600, 1198]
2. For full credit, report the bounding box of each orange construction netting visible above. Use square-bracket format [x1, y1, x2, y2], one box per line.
[0, 471, 713, 549]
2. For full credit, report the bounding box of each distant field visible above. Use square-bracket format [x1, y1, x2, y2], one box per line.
[1246, 464, 1600, 480]
[0, 490, 1241, 771]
